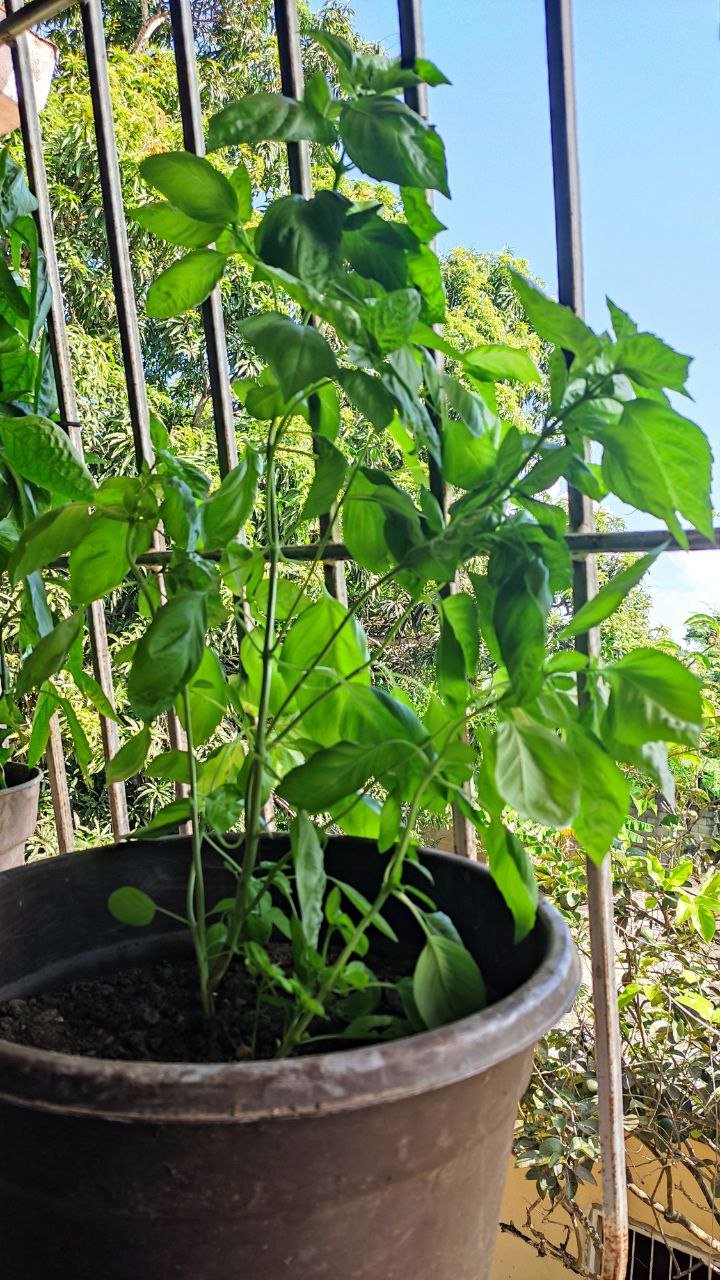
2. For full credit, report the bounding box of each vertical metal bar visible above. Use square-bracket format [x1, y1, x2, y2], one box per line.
[80, 0, 188, 793]
[397, 0, 476, 860]
[544, 3, 628, 1278]
[167, 0, 238, 478]
[273, 0, 347, 605]
[5, 0, 128, 844]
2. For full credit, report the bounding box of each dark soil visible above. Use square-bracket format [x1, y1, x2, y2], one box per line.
[0, 945, 412, 1063]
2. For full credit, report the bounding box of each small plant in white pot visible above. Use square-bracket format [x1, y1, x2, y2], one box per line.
[0, 33, 711, 1280]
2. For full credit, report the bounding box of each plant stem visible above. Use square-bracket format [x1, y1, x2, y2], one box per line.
[181, 686, 211, 1017]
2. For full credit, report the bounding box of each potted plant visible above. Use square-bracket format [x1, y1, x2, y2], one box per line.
[0, 33, 711, 1280]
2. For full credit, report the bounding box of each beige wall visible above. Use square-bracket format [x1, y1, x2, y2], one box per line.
[490, 1139, 720, 1277]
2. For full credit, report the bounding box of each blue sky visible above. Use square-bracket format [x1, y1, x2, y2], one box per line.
[349, 0, 720, 639]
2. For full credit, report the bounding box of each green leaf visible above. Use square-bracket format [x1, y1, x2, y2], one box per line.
[604, 648, 703, 748]
[176, 646, 226, 746]
[0, 416, 95, 500]
[255, 191, 347, 289]
[131, 201, 223, 249]
[0, 258, 28, 318]
[598, 400, 713, 544]
[401, 187, 445, 242]
[72, 670, 119, 724]
[613, 331, 691, 395]
[9, 503, 92, 582]
[139, 152, 238, 224]
[491, 551, 552, 702]
[340, 97, 449, 195]
[208, 94, 335, 149]
[304, 70, 332, 117]
[128, 592, 207, 721]
[338, 368, 395, 431]
[560, 546, 666, 639]
[570, 730, 630, 864]
[463, 344, 541, 385]
[144, 749, 191, 784]
[412, 934, 486, 1029]
[17, 610, 83, 696]
[484, 821, 539, 941]
[202, 447, 262, 548]
[342, 467, 423, 574]
[279, 739, 414, 812]
[301, 437, 347, 520]
[240, 311, 337, 400]
[146, 250, 227, 319]
[509, 270, 598, 360]
[108, 886, 157, 927]
[69, 514, 149, 604]
[27, 683, 55, 767]
[106, 726, 152, 785]
[437, 592, 478, 703]
[494, 717, 580, 827]
[291, 811, 327, 949]
[282, 593, 370, 686]
[365, 288, 422, 354]
[130, 798, 192, 838]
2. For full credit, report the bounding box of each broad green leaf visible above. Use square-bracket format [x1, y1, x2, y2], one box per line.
[570, 729, 631, 864]
[340, 686, 428, 750]
[106, 726, 152, 785]
[208, 94, 336, 149]
[255, 191, 347, 288]
[301, 437, 347, 520]
[144, 749, 191, 784]
[69, 514, 151, 604]
[146, 250, 227, 319]
[463, 344, 541, 385]
[240, 311, 336, 400]
[279, 739, 414, 811]
[128, 592, 207, 721]
[366, 287, 422, 353]
[304, 70, 332, 117]
[412, 934, 486, 1029]
[282, 593, 370, 686]
[176, 646, 227, 746]
[560, 546, 666, 639]
[338, 368, 395, 431]
[0, 416, 95, 500]
[494, 717, 580, 828]
[491, 551, 552, 702]
[340, 97, 449, 195]
[108, 886, 157, 927]
[291, 811, 327, 948]
[484, 821, 539, 941]
[131, 201, 223, 249]
[17, 610, 82, 696]
[401, 187, 445, 242]
[130, 798, 193, 838]
[604, 648, 703, 748]
[308, 381, 340, 440]
[598, 400, 713, 544]
[509, 270, 598, 360]
[139, 152, 238, 224]
[342, 467, 424, 574]
[613, 331, 691, 395]
[72, 670, 120, 724]
[437, 592, 478, 703]
[201, 447, 262, 548]
[606, 298, 637, 339]
[9, 503, 91, 582]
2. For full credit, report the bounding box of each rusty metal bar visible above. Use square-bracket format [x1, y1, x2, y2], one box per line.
[80, 0, 188, 789]
[167, 0, 238, 477]
[545, 3, 628, 1278]
[5, 0, 128, 843]
[273, 0, 347, 606]
[397, 0, 476, 860]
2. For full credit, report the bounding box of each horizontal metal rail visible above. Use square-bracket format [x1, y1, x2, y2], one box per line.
[0, 0, 76, 42]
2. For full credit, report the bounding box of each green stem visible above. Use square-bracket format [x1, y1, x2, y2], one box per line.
[182, 685, 211, 1018]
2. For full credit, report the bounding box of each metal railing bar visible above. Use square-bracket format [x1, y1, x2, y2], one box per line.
[398, 0, 476, 860]
[0, 0, 77, 44]
[167, 0, 237, 478]
[545, 4, 628, 1279]
[273, 0, 347, 606]
[79, 0, 188, 794]
[5, 0, 128, 843]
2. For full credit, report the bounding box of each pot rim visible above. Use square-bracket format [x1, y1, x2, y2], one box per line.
[0, 846, 580, 1123]
[0, 763, 42, 795]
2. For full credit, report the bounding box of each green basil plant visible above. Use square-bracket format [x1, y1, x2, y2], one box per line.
[12, 33, 710, 1054]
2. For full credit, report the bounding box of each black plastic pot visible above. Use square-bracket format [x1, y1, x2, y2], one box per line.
[0, 837, 579, 1279]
